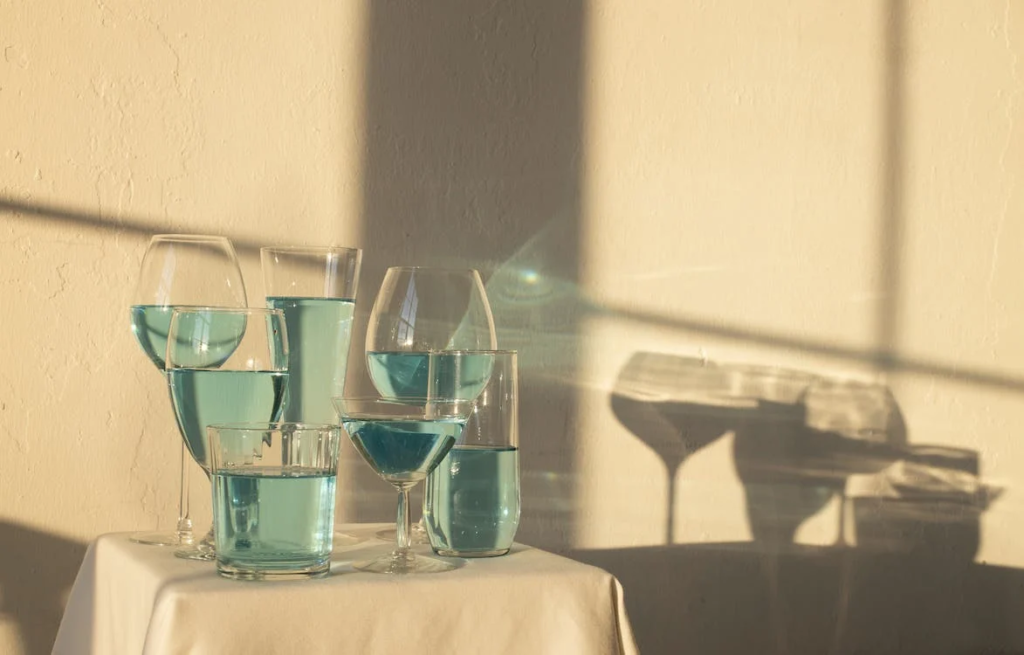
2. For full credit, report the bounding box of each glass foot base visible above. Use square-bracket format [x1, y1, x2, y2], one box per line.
[130, 530, 193, 547]
[175, 544, 216, 561]
[353, 552, 460, 575]
[433, 547, 510, 558]
[217, 560, 330, 581]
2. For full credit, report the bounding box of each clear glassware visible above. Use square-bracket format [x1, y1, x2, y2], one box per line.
[261, 246, 364, 547]
[334, 396, 475, 574]
[424, 350, 520, 557]
[207, 422, 343, 580]
[165, 307, 290, 560]
[128, 234, 246, 546]
[364, 267, 497, 542]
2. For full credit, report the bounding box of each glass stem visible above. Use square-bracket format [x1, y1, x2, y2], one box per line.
[176, 441, 193, 542]
[165, 371, 193, 544]
[396, 487, 412, 556]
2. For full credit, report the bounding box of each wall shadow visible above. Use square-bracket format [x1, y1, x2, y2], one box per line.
[353, 0, 588, 549]
[598, 351, 1007, 654]
[0, 522, 86, 655]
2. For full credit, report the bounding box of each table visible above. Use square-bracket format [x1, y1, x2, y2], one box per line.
[53, 524, 638, 655]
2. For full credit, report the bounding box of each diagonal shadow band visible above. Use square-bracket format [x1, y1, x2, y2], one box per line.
[10, 193, 1024, 396]
[0, 196, 264, 256]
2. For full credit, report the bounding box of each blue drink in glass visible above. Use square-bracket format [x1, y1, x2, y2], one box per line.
[208, 423, 343, 580]
[267, 297, 355, 423]
[424, 446, 520, 556]
[213, 467, 336, 575]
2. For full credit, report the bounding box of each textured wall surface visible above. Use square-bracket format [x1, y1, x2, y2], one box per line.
[2, 1, 1023, 654]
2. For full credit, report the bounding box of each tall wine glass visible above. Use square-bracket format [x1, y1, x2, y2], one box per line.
[166, 307, 290, 560]
[334, 396, 474, 574]
[129, 234, 246, 546]
[365, 267, 497, 541]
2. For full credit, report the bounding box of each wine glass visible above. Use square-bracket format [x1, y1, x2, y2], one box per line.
[128, 234, 246, 546]
[334, 396, 475, 574]
[365, 267, 497, 541]
[166, 307, 290, 560]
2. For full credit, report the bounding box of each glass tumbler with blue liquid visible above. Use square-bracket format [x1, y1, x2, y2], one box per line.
[207, 422, 342, 580]
[260, 246, 363, 424]
[424, 351, 520, 557]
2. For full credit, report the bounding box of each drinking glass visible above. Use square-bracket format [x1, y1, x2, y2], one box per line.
[207, 422, 342, 580]
[424, 351, 520, 557]
[261, 245, 363, 547]
[260, 246, 362, 423]
[334, 396, 474, 574]
[166, 307, 289, 560]
[129, 234, 246, 546]
[365, 267, 496, 541]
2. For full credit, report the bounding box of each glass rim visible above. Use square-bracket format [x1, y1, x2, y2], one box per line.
[384, 266, 483, 276]
[150, 234, 233, 243]
[169, 306, 285, 316]
[334, 396, 477, 404]
[260, 245, 363, 256]
[207, 421, 341, 433]
[333, 396, 476, 418]
[420, 349, 516, 356]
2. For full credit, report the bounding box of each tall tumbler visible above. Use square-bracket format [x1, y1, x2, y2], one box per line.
[261, 246, 363, 424]
[424, 350, 520, 557]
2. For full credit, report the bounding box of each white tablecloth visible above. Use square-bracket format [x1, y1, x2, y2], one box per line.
[53, 524, 638, 655]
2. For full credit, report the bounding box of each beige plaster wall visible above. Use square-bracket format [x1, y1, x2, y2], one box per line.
[1, 1, 1022, 654]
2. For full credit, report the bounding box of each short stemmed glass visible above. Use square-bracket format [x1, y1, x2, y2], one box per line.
[128, 234, 246, 546]
[334, 396, 475, 574]
[165, 307, 290, 560]
[365, 267, 497, 542]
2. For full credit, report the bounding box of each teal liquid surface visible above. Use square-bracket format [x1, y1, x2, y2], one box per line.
[169, 370, 288, 469]
[134, 305, 246, 370]
[267, 297, 355, 424]
[366, 352, 494, 400]
[424, 446, 520, 554]
[342, 418, 463, 485]
[213, 467, 336, 570]
[130, 305, 174, 369]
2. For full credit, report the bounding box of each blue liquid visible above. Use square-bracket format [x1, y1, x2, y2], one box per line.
[130, 305, 174, 369]
[134, 305, 246, 370]
[213, 467, 336, 571]
[341, 418, 463, 485]
[424, 446, 520, 555]
[366, 351, 494, 400]
[169, 370, 288, 469]
[266, 297, 355, 424]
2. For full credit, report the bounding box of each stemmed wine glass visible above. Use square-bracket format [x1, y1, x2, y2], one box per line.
[334, 396, 475, 574]
[165, 307, 290, 560]
[128, 235, 246, 546]
[364, 267, 497, 542]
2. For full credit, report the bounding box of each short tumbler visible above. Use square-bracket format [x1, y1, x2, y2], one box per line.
[207, 422, 342, 580]
[424, 351, 520, 557]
